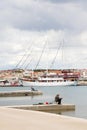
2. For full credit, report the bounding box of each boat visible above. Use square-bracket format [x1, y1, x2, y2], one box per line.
[21, 72, 78, 87]
[16, 41, 78, 87]
[0, 78, 23, 87]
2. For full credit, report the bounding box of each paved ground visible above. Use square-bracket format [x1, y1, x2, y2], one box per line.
[0, 107, 87, 130]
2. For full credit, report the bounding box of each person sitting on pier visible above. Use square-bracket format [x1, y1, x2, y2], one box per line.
[55, 94, 62, 104]
[31, 86, 36, 91]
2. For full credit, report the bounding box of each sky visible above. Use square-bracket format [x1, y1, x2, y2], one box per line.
[0, 0, 87, 70]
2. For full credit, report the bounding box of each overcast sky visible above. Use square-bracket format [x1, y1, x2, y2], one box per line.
[0, 0, 87, 70]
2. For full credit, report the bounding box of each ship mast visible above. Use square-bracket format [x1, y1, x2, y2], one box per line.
[49, 41, 63, 69]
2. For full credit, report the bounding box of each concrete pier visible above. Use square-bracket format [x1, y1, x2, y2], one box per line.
[0, 107, 87, 130]
[0, 90, 43, 97]
[11, 104, 75, 112]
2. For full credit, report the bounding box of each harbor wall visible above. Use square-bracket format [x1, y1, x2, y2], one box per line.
[10, 104, 75, 112]
[0, 90, 43, 97]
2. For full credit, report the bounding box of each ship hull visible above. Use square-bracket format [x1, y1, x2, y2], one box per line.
[22, 80, 78, 87]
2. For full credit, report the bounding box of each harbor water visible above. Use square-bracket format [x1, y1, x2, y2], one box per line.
[0, 86, 87, 119]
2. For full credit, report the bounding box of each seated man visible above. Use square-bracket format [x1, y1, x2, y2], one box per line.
[31, 86, 37, 91]
[55, 94, 62, 104]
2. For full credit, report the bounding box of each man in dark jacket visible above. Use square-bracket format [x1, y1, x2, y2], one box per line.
[55, 94, 62, 104]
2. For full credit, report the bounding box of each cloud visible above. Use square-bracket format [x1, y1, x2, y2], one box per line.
[0, 0, 87, 70]
[0, 27, 86, 70]
[1, 0, 87, 32]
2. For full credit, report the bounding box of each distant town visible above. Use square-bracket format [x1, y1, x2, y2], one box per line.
[0, 68, 87, 86]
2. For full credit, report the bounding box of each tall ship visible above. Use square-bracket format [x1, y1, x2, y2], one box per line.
[15, 41, 79, 87]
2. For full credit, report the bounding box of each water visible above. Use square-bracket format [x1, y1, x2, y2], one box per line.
[0, 86, 87, 119]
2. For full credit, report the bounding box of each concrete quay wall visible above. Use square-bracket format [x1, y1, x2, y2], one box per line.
[11, 104, 75, 112]
[0, 90, 43, 97]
